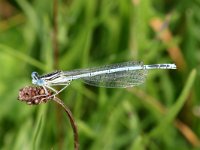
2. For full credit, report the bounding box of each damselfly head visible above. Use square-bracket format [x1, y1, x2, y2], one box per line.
[31, 72, 39, 84]
[31, 72, 46, 86]
[31, 72, 39, 79]
[18, 86, 52, 105]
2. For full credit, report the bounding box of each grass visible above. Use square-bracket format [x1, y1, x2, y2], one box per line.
[0, 0, 200, 150]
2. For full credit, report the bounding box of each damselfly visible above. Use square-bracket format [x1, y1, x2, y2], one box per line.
[31, 61, 176, 98]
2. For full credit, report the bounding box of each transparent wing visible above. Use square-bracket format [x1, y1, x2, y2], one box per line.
[83, 70, 147, 88]
[77, 62, 148, 88]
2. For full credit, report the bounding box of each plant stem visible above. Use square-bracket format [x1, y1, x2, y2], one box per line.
[52, 97, 79, 150]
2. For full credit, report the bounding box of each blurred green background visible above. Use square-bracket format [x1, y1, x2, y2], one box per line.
[0, 0, 200, 149]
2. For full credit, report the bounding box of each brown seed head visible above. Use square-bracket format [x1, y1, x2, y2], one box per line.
[18, 86, 53, 105]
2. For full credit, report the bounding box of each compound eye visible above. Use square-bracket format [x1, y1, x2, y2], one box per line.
[31, 72, 39, 80]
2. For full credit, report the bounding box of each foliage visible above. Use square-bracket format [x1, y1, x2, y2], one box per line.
[0, 0, 200, 149]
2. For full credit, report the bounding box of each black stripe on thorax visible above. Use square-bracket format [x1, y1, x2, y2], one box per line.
[40, 70, 62, 80]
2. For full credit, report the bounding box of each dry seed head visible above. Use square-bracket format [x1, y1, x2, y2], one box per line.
[18, 86, 52, 105]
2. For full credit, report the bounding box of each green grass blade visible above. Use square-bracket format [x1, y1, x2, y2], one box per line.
[149, 69, 197, 138]
[31, 105, 48, 150]
[0, 44, 47, 71]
